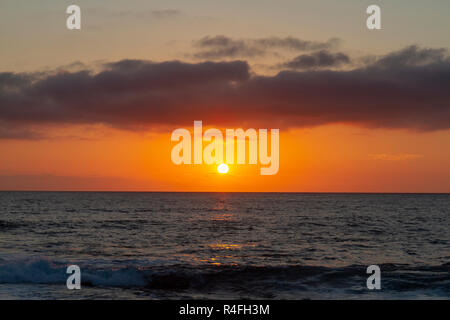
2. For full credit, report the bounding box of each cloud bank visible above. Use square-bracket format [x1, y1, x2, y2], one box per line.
[280, 50, 351, 70]
[193, 35, 341, 59]
[0, 45, 449, 138]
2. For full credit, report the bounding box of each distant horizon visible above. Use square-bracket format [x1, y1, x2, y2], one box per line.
[1, 190, 449, 194]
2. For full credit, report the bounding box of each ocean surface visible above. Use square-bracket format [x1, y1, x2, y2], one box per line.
[0, 192, 448, 299]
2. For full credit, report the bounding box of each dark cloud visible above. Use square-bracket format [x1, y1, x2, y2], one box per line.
[0, 174, 147, 191]
[0, 46, 449, 139]
[193, 35, 340, 59]
[280, 50, 351, 70]
[0, 122, 43, 140]
[371, 45, 448, 69]
[0, 72, 34, 88]
[254, 37, 341, 51]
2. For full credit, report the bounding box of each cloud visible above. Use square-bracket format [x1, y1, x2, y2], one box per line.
[0, 45, 449, 139]
[371, 45, 448, 69]
[0, 174, 150, 191]
[0, 122, 43, 140]
[369, 153, 424, 161]
[193, 35, 341, 59]
[91, 8, 183, 19]
[280, 50, 351, 70]
[149, 9, 182, 18]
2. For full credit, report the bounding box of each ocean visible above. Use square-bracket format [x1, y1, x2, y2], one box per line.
[0, 192, 448, 299]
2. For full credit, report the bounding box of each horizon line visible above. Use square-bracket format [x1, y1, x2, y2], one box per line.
[0, 190, 448, 194]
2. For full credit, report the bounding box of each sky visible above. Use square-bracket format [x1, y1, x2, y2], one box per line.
[0, 0, 449, 192]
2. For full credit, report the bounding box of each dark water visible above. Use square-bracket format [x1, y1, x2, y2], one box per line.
[0, 192, 448, 299]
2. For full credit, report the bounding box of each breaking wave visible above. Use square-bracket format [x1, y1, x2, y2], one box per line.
[0, 257, 449, 297]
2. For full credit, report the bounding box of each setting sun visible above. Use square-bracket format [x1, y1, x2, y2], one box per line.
[217, 163, 229, 174]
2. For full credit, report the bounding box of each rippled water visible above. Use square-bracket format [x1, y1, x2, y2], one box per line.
[0, 192, 448, 299]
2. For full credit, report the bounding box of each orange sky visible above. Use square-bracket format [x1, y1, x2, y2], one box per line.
[1, 124, 449, 192]
[1, 1, 449, 192]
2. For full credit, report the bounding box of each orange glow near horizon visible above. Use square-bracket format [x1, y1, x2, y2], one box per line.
[0, 123, 449, 193]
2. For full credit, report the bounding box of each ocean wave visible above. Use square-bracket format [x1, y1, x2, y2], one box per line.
[0, 257, 449, 296]
[0, 258, 146, 287]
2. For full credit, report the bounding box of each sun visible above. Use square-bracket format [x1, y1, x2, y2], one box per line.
[217, 163, 229, 174]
